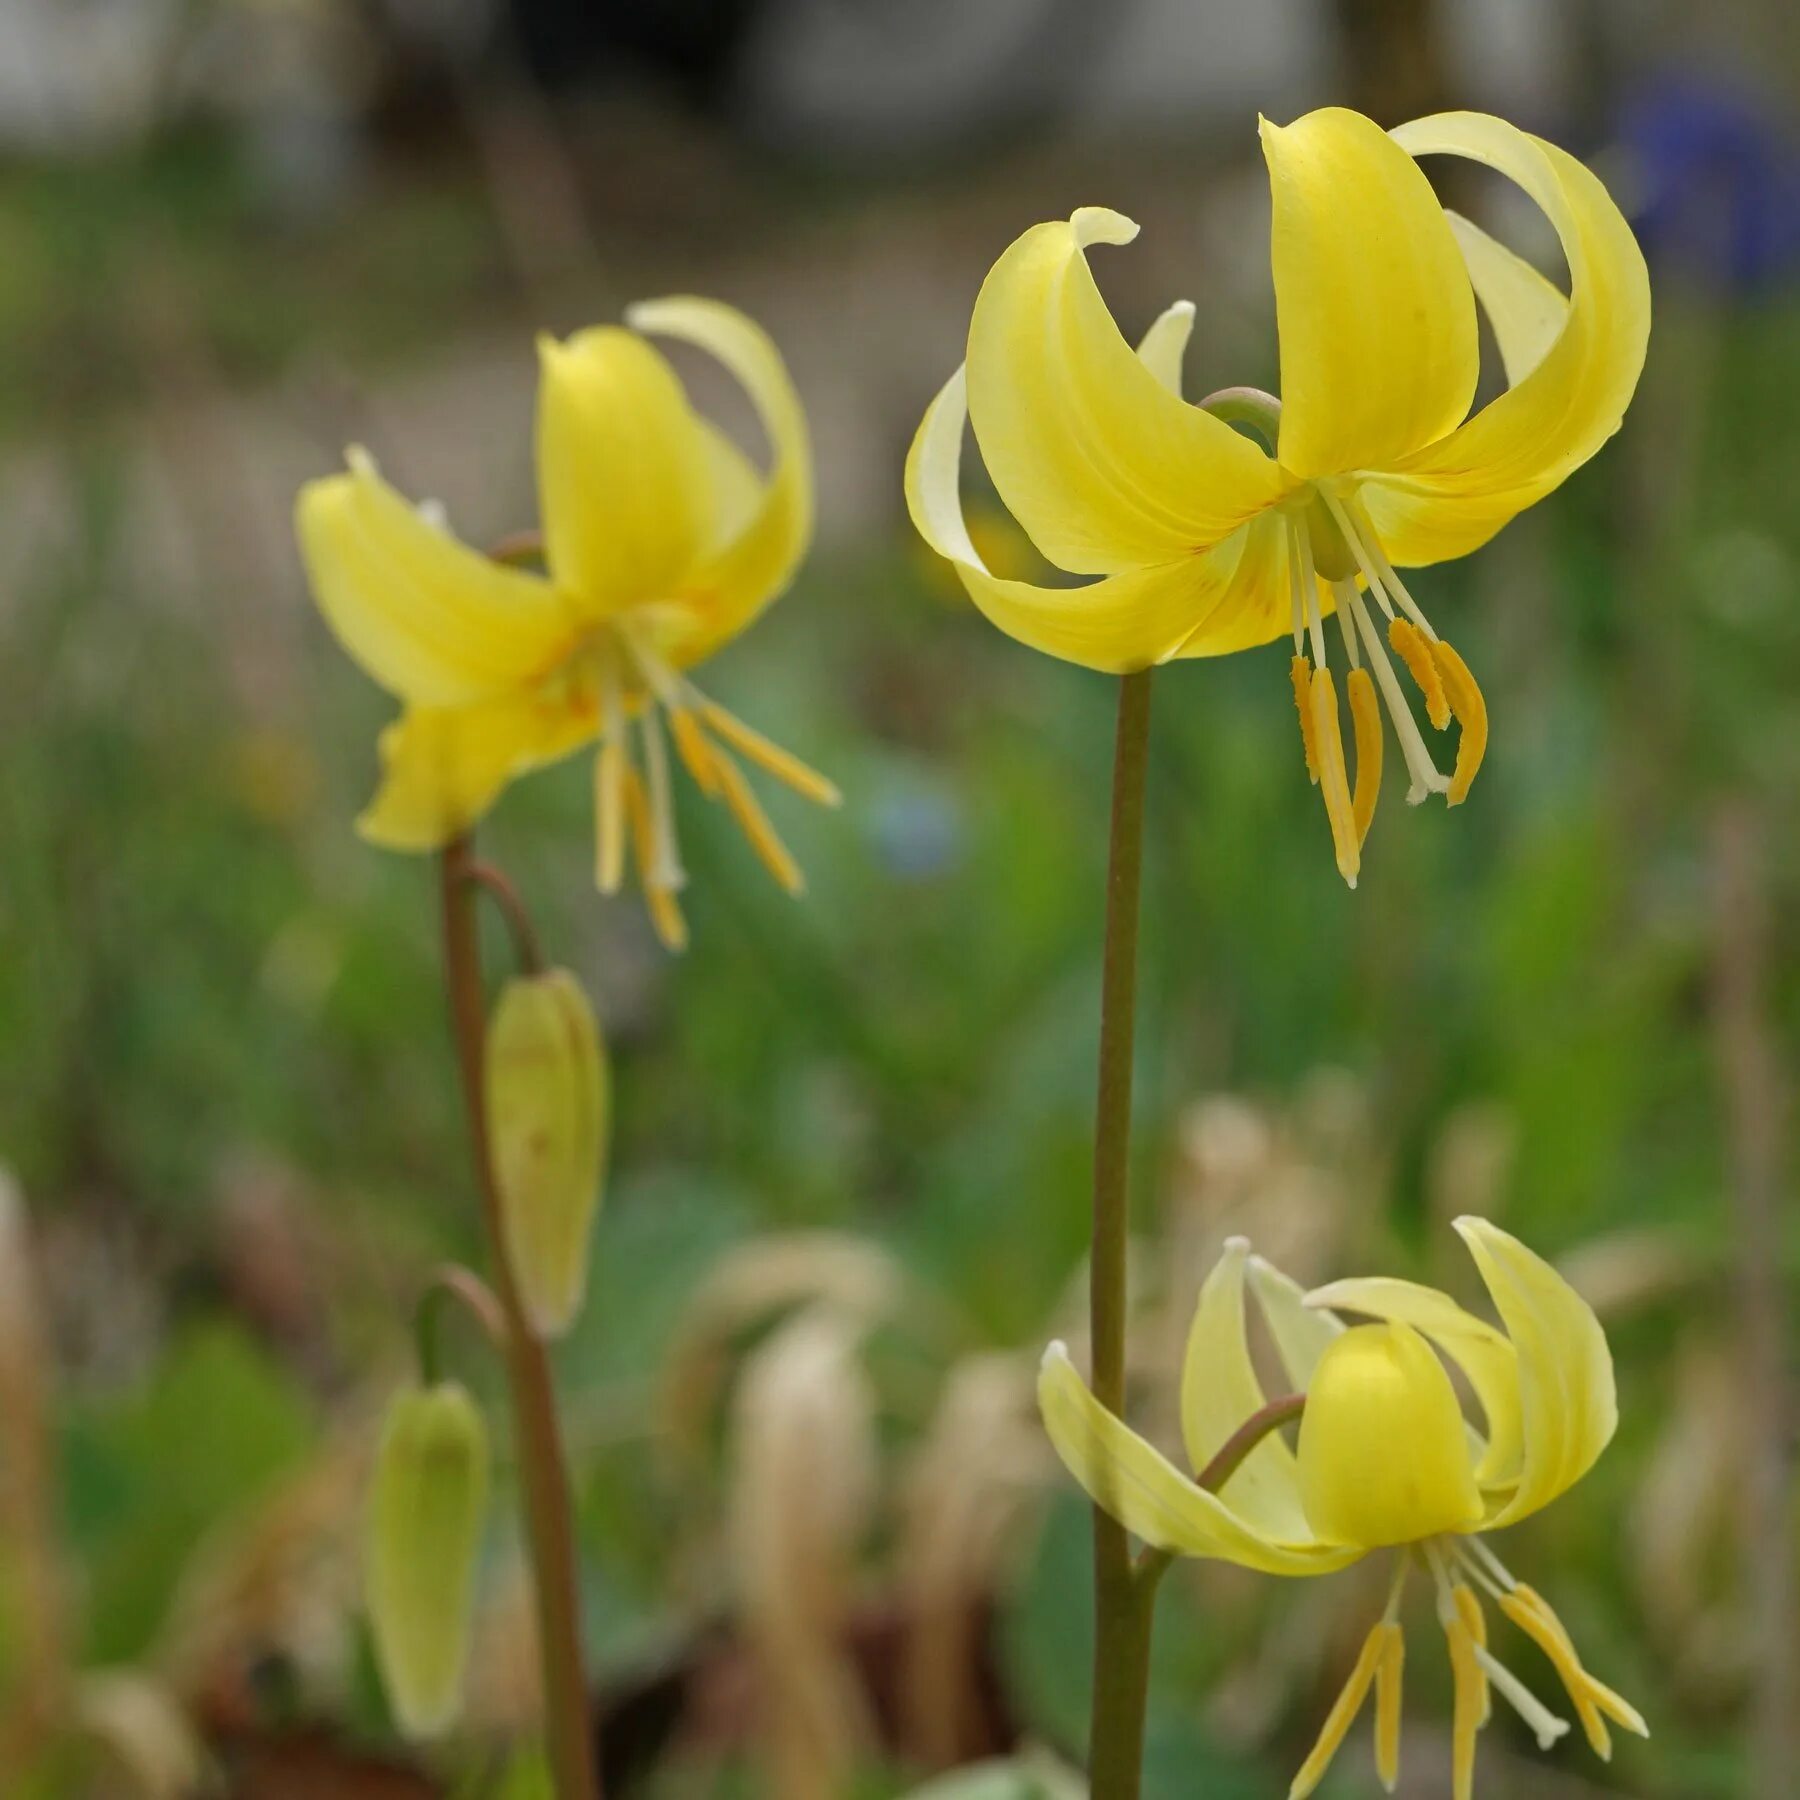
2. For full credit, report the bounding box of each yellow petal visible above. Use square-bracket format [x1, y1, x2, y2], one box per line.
[1135, 298, 1195, 395]
[1262, 108, 1479, 480]
[1037, 1345, 1354, 1575]
[1248, 1253, 1344, 1389]
[905, 365, 1265, 672]
[296, 450, 571, 707]
[1167, 509, 1313, 660]
[1179, 1240, 1310, 1539]
[536, 327, 713, 617]
[1452, 1217, 1617, 1527]
[357, 687, 595, 851]
[1303, 1275, 1523, 1489]
[1296, 1323, 1484, 1549]
[1444, 210, 1568, 387]
[964, 208, 1286, 575]
[627, 297, 813, 668]
[1364, 113, 1650, 566]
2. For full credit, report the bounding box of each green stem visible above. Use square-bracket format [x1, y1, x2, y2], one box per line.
[440, 838, 599, 1800]
[1198, 385, 1283, 452]
[1088, 669, 1156, 1800]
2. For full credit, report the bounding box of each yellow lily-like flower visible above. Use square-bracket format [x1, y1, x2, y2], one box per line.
[906, 108, 1650, 885]
[296, 299, 838, 949]
[1039, 1220, 1646, 1799]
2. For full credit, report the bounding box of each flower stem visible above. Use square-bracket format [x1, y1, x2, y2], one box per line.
[439, 837, 599, 1800]
[1088, 668, 1156, 1800]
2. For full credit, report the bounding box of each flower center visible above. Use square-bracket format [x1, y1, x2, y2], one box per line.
[1288, 1533, 1648, 1800]
[581, 617, 840, 949]
[1283, 485, 1488, 887]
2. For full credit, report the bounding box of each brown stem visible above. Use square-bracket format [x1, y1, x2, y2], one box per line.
[416, 1264, 509, 1385]
[1196, 1392, 1306, 1494]
[1087, 670, 1156, 1800]
[1710, 800, 1796, 1792]
[440, 838, 598, 1800]
[461, 858, 548, 975]
[487, 528, 546, 568]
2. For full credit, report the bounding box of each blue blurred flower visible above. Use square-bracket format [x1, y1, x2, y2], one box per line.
[1619, 74, 1800, 296]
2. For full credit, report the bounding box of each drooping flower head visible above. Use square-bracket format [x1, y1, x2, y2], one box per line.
[907, 109, 1651, 886]
[1039, 1221, 1646, 1799]
[296, 299, 837, 949]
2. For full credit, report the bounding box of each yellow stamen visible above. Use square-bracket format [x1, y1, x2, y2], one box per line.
[1347, 666, 1382, 848]
[1429, 639, 1488, 806]
[1504, 1585, 1648, 1751]
[712, 750, 805, 896]
[595, 735, 629, 895]
[1374, 1624, 1404, 1792]
[698, 699, 841, 808]
[1288, 1622, 1390, 1799]
[1291, 654, 1320, 784]
[1453, 1584, 1492, 1727]
[669, 706, 724, 799]
[624, 767, 688, 951]
[639, 708, 686, 892]
[1309, 667, 1360, 888]
[1388, 617, 1450, 729]
[1445, 1615, 1484, 1800]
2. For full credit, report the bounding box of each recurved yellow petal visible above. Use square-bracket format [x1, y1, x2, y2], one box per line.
[356, 687, 595, 852]
[905, 365, 1262, 671]
[1453, 1217, 1617, 1527]
[1038, 1344, 1355, 1575]
[1444, 210, 1568, 387]
[1180, 1240, 1310, 1539]
[1304, 1275, 1524, 1488]
[1364, 113, 1650, 566]
[296, 450, 570, 706]
[1248, 1253, 1344, 1390]
[1296, 1323, 1484, 1549]
[964, 208, 1285, 575]
[536, 327, 713, 618]
[1262, 108, 1478, 480]
[1135, 298, 1195, 395]
[628, 297, 813, 668]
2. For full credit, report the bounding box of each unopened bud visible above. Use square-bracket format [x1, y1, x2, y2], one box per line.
[367, 1382, 489, 1738]
[485, 968, 609, 1337]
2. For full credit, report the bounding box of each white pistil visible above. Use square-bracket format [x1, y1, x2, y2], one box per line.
[1427, 1539, 1570, 1754]
[1472, 1645, 1571, 1751]
[1287, 520, 1307, 656]
[1326, 490, 1443, 646]
[1458, 1536, 1519, 1599]
[1381, 1551, 1409, 1624]
[1343, 586, 1448, 802]
[1296, 519, 1328, 669]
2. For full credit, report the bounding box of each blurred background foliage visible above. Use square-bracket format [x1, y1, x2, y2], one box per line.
[0, 0, 1797, 1796]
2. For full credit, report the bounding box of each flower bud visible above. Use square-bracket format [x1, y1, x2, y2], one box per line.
[367, 1382, 489, 1738]
[484, 968, 609, 1337]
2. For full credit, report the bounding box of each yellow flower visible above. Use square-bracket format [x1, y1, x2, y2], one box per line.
[1039, 1221, 1646, 1799]
[906, 109, 1650, 886]
[295, 299, 839, 949]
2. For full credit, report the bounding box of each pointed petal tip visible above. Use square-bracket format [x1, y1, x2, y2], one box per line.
[1040, 1339, 1071, 1371]
[1222, 1233, 1251, 1254]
